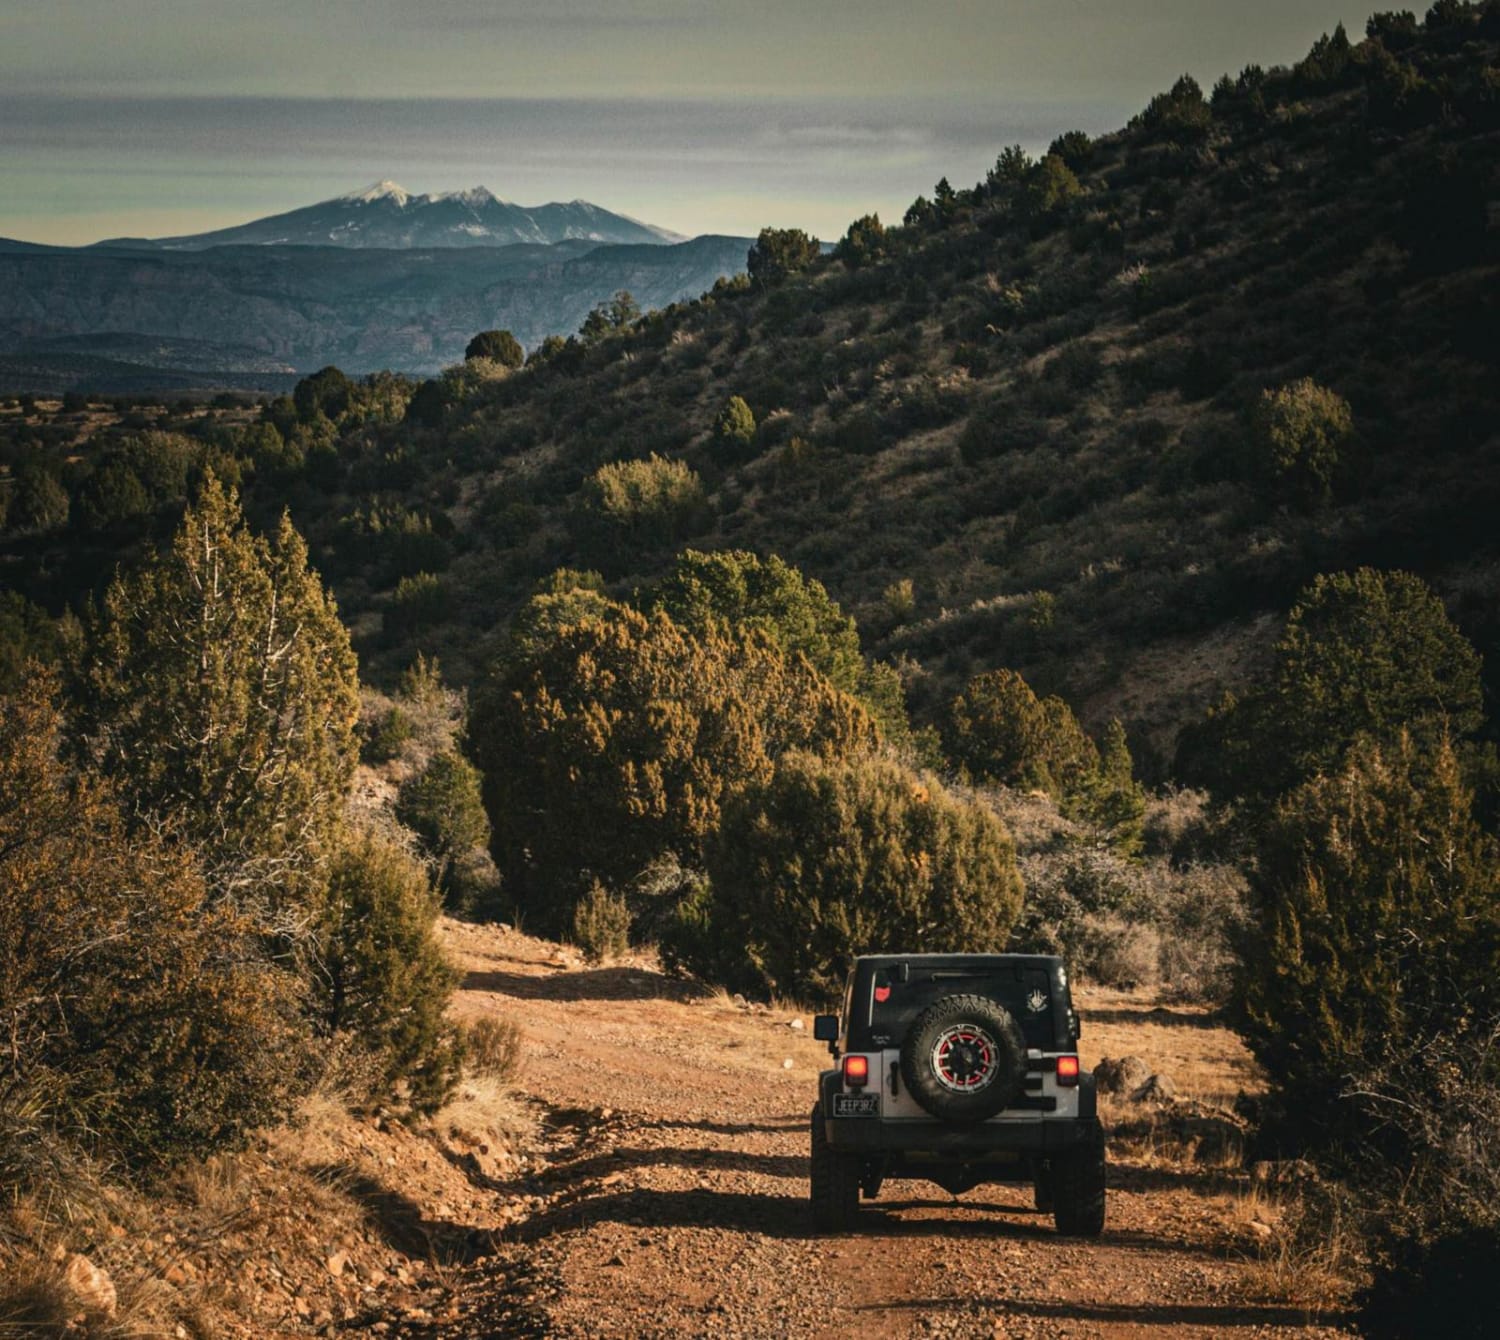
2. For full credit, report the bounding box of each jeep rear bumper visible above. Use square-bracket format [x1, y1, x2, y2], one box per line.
[822, 1114, 1103, 1156]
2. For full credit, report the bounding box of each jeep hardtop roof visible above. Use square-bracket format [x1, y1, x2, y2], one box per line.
[840, 953, 1078, 1054]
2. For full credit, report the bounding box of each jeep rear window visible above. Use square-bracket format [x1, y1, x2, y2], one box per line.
[859, 967, 1059, 1050]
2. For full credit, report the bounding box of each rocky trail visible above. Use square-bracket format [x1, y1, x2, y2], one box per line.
[342, 921, 1353, 1340]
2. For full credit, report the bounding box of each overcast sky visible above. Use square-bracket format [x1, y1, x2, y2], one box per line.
[2, 1, 1372, 245]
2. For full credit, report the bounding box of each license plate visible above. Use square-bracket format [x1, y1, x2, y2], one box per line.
[832, 1093, 879, 1117]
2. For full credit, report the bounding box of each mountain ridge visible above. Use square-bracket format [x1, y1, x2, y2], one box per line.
[92, 181, 686, 252]
[0, 233, 753, 377]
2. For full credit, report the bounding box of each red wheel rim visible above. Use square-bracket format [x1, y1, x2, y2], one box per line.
[930, 1023, 999, 1093]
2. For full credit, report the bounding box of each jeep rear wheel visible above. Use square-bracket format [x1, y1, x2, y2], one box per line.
[1052, 1126, 1106, 1237]
[809, 1105, 859, 1232]
[900, 993, 1029, 1123]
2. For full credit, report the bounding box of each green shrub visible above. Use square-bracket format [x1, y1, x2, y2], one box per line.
[835, 214, 887, 267]
[72, 459, 149, 530]
[575, 454, 707, 567]
[395, 749, 491, 894]
[293, 365, 353, 423]
[714, 395, 756, 449]
[747, 227, 820, 285]
[472, 600, 873, 934]
[698, 752, 1024, 1000]
[385, 571, 449, 639]
[465, 329, 524, 368]
[650, 548, 864, 695]
[883, 578, 916, 625]
[0, 672, 309, 1166]
[1238, 734, 1500, 1151]
[573, 882, 632, 963]
[1248, 378, 1353, 506]
[363, 705, 415, 763]
[314, 831, 462, 1113]
[944, 668, 1099, 797]
[1177, 569, 1483, 810]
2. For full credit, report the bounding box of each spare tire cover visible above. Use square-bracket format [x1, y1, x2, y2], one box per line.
[900, 992, 1029, 1123]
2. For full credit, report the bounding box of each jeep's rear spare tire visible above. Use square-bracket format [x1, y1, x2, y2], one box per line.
[900, 992, 1029, 1123]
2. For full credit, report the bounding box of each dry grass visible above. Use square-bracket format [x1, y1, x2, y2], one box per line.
[430, 1074, 530, 1157]
[1233, 1184, 1360, 1315]
[463, 1016, 524, 1084]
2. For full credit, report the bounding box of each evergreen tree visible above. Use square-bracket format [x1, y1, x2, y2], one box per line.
[747, 227, 820, 285]
[0, 670, 308, 1164]
[1178, 569, 1483, 810]
[315, 831, 462, 1112]
[472, 601, 873, 932]
[945, 668, 1098, 797]
[651, 549, 864, 695]
[1074, 719, 1147, 855]
[696, 752, 1024, 1000]
[1250, 378, 1353, 507]
[464, 328, 524, 367]
[714, 395, 757, 449]
[78, 473, 360, 911]
[835, 214, 886, 266]
[1239, 733, 1500, 1148]
[396, 750, 491, 895]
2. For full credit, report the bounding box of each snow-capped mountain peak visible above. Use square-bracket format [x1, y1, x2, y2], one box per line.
[437, 186, 498, 207]
[344, 180, 413, 206]
[97, 182, 685, 251]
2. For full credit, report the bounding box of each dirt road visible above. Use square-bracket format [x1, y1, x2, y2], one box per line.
[397, 921, 1350, 1339]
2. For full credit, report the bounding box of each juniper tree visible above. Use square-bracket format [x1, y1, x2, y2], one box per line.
[0, 670, 308, 1164]
[1177, 568, 1483, 810]
[472, 600, 873, 932]
[78, 472, 360, 914]
[464, 328, 524, 368]
[1239, 733, 1500, 1149]
[696, 752, 1024, 1000]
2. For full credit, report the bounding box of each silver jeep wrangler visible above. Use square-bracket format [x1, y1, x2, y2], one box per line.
[811, 953, 1106, 1235]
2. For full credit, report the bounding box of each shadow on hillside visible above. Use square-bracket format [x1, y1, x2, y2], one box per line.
[462, 965, 710, 1003]
[860, 1295, 1340, 1330]
[1084, 1006, 1225, 1030]
[309, 1163, 494, 1262]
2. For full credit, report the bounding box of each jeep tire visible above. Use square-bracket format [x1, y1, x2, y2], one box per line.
[1052, 1125, 1106, 1237]
[809, 1105, 859, 1232]
[899, 993, 1029, 1124]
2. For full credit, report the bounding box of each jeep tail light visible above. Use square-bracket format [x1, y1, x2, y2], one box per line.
[1055, 1055, 1080, 1087]
[842, 1054, 870, 1089]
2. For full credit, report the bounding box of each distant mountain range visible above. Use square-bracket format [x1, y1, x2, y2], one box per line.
[0, 233, 752, 386]
[0, 184, 750, 388]
[96, 181, 687, 251]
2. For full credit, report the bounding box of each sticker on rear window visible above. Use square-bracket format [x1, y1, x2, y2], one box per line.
[1027, 989, 1048, 1013]
[874, 985, 891, 1002]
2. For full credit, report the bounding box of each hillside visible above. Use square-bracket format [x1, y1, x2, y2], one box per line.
[295, 17, 1497, 765]
[3, 15, 1499, 767]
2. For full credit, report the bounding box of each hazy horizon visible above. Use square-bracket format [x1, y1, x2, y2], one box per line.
[3, 1, 1372, 247]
